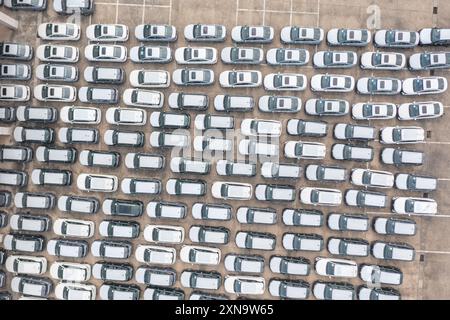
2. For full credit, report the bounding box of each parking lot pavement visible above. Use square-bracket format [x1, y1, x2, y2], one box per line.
[1, 0, 450, 300]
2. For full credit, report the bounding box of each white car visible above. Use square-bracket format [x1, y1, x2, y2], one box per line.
[381, 148, 424, 166]
[121, 178, 161, 195]
[16, 106, 57, 123]
[135, 245, 176, 265]
[14, 191, 54, 210]
[397, 101, 444, 120]
[193, 136, 232, 152]
[175, 47, 217, 64]
[255, 184, 296, 202]
[135, 24, 177, 42]
[269, 279, 310, 300]
[327, 28, 371, 46]
[130, 46, 172, 63]
[315, 257, 358, 278]
[49, 262, 91, 282]
[169, 92, 208, 110]
[345, 190, 387, 208]
[214, 94, 254, 112]
[184, 24, 226, 42]
[0, 84, 30, 101]
[192, 203, 231, 221]
[55, 283, 96, 301]
[284, 141, 326, 159]
[264, 73, 307, 91]
[5, 255, 47, 275]
[221, 47, 264, 64]
[352, 102, 397, 120]
[147, 201, 186, 220]
[79, 86, 118, 104]
[286, 119, 328, 138]
[83, 66, 123, 84]
[60, 106, 101, 124]
[180, 245, 221, 265]
[76, 174, 118, 193]
[356, 77, 402, 95]
[232, 25, 273, 43]
[333, 123, 375, 140]
[58, 196, 99, 215]
[300, 188, 342, 206]
[258, 96, 301, 113]
[33, 84, 76, 102]
[351, 169, 394, 188]
[170, 157, 210, 175]
[283, 233, 324, 252]
[98, 221, 139, 238]
[371, 241, 415, 261]
[11, 276, 50, 298]
[373, 217, 417, 236]
[14, 127, 55, 144]
[266, 48, 309, 66]
[235, 231, 276, 251]
[313, 282, 355, 300]
[194, 114, 234, 130]
[53, 218, 95, 238]
[327, 213, 369, 232]
[237, 207, 277, 225]
[282, 209, 323, 227]
[84, 44, 127, 62]
[211, 181, 252, 200]
[310, 74, 355, 92]
[224, 254, 264, 273]
[53, 0, 94, 15]
[280, 26, 324, 44]
[358, 286, 401, 301]
[313, 50, 357, 68]
[240, 119, 282, 137]
[402, 76, 448, 95]
[125, 153, 164, 170]
[360, 51, 406, 70]
[37, 23, 81, 41]
[224, 276, 265, 296]
[270, 256, 310, 276]
[359, 264, 403, 285]
[380, 126, 425, 144]
[219, 70, 262, 88]
[374, 29, 419, 48]
[261, 162, 301, 179]
[149, 132, 189, 148]
[305, 165, 346, 182]
[189, 225, 229, 245]
[0, 63, 31, 81]
[166, 178, 206, 196]
[36, 44, 79, 63]
[216, 160, 256, 177]
[31, 169, 71, 186]
[144, 225, 185, 244]
[420, 28, 450, 45]
[409, 52, 450, 70]
[123, 89, 163, 108]
[105, 107, 147, 126]
[130, 70, 170, 88]
[395, 174, 437, 192]
[392, 197, 437, 215]
[86, 24, 129, 42]
[172, 68, 214, 86]
[305, 98, 349, 116]
[239, 140, 279, 157]
[59, 128, 99, 144]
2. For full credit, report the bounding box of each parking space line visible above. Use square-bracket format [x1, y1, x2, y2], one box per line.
[237, 8, 318, 15]
[262, 0, 266, 25]
[236, 0, 239, 25]
[169, 0, 172, 24]
[115, 0, 119, 24]
[417, 250, 450, 255]
[96, 2, 170, 8]
[289, 0, 293, 25]
[438, 178, 450, 181]
[141, 0, 146, 24]
[366, 211, 450, 218]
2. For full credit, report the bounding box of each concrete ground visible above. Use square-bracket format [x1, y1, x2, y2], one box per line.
[0, 0, 450, 300]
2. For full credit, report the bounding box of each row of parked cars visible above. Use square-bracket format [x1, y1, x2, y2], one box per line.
[3, 40, 450, 71]
[0, 262, 404, 300]
[2, 0, 94, 15]
[0, 176, 437, 214]
[9, 16, 450, 47]
[0, 74, 446, 104]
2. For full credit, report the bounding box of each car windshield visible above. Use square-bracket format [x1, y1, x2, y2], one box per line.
[392, 128, 402, 142]
[413, 79, 424, 91]
[384, 245, 393, 259]
[405, 199, 415, 213]
[326, 262, 335, 275]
